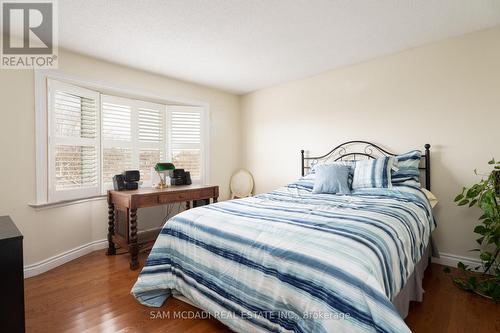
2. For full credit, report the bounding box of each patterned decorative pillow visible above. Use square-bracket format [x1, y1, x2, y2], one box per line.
[392, 150, 421, 188]
[352, 157, 393, 189]
[310, 160, 356, 174]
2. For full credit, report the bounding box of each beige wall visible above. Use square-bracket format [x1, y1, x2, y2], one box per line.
[241, 26, 500, 260]
[0, 49, 241, 266]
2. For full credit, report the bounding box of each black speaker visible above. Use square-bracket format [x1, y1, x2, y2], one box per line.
[172, 169, 185, 178]
[122, 170, 140, 182]
[113, 175, 125, 191]
[170, 177, 184, 185]
[125, 182, 139, 190]
[184, 171, 192, 185]
[170, 169, 192, 186]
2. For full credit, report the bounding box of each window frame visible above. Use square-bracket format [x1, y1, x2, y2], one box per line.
[34, 69, 210, 206]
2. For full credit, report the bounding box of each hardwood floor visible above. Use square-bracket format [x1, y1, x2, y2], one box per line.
[25, 250, 500, 333]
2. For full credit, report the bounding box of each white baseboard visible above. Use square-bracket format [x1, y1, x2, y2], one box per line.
[22, 241, 485, 279]
[432, 252, 483, 270]
[24, 239, 108, 278]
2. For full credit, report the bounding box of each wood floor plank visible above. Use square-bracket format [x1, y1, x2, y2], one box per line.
[25, 250, 500, 332]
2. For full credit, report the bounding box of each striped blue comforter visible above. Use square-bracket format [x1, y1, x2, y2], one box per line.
[132, 184, 435, 333]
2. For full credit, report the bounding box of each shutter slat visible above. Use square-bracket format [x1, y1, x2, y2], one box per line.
[102, 102, 132, 142]
[54, 91, 97, 139]
[139, 148, 162, 182]
[172, 148, 200, 180]
[54, 145, 98, 190]
[102, 147, 133, 184]
[138, 108, 164, 143]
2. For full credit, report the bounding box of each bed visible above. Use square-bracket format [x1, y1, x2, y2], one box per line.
[132, 141, 436, 333]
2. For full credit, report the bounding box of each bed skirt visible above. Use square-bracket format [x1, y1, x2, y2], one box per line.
[392, 237, 438, 318]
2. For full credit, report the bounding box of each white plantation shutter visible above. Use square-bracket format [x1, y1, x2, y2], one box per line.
[101, 95, 166, 190]
[48, 80, 100, 202]
[168, 106, 205, 183]
[101, 96, 133, 189]
[138, 105, 165, 183]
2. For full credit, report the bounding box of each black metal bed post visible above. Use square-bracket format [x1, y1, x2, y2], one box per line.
[424, 144, 431, 190]
[301, 150, 305, 176]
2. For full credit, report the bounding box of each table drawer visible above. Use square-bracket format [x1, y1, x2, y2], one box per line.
[158, 188, 215, 203]
[159, 192, 191, 203]
[136, 195, 158, 207]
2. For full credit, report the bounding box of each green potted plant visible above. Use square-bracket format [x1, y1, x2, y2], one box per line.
[445, 159, 500, 302]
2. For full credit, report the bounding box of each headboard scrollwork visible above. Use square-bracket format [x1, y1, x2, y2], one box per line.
[301, 141, 431, 190]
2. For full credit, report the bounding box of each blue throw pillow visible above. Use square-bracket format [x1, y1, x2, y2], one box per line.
[312, 164, 351, 195]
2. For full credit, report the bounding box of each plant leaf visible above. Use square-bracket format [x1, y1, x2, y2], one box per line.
[480, 252, 492, 262]
[468, 276, 477, 289]
[458, 199, 470, 206]
[454, 194, 464, 202]
[453, 278, 470, 290]
[474, 225, 487, 235]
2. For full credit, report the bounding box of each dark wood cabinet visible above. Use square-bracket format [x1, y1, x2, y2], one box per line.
[0, 216, 25, 333]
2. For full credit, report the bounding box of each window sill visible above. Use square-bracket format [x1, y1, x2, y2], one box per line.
[29, 195, 106, 210]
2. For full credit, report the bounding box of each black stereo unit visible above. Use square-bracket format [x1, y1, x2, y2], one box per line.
[170, 177, 185, 186]
[172, 169, 184, 178]
[113, 174, 125, 191]
[125, 182, 139, 190]
[122, 170, 140, 182]
[113, 170, 140, 191]
[170, 169, 192, 186]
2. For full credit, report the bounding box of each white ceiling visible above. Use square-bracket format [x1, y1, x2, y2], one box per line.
[59, 0, 500, 94]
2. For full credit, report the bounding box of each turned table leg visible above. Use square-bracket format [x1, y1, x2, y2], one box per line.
[129, 208, 139, 270]
[106, 202, 116, 255]
[213, 196, 218, 203]
[186, 201, 191, 210]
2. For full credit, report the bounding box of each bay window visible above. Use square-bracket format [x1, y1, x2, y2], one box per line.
[43, 78, 207, 203]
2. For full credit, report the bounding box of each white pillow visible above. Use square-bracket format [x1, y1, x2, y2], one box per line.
[421, 188, 438, 208]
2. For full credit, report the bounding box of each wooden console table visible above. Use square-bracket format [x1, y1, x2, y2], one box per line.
[107, 185, 219, 269]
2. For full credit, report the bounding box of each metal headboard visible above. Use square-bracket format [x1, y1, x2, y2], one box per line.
[300, 141, 431, 190]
